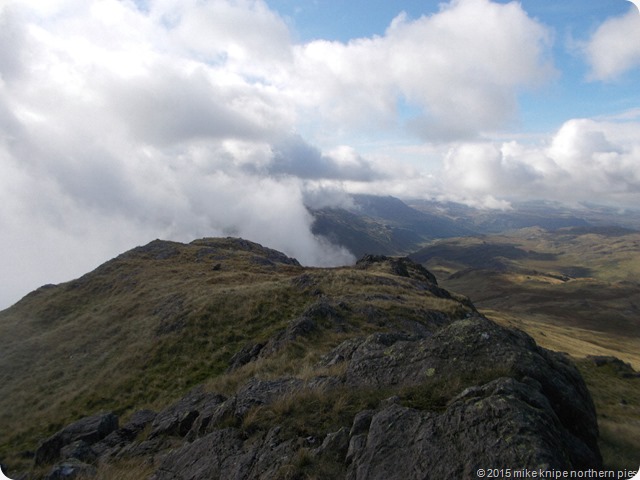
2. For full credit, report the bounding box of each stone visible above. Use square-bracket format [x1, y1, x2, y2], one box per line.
[34, 412, 118, 466]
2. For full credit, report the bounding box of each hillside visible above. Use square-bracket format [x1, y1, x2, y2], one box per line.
[410, 227, 640, 467]
[410, 227, 640, 362]
[0, 238, 604, 479]
[310, 195, 640, 261]
[407, 199, 640, 233]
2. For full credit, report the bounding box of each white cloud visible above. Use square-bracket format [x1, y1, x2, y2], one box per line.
[0, 0, 359, 309]
[436, 118, 640, 207]
[582, 8, 640, 80]
[291, 0, 554, 141]
[267, 135, 382, 181]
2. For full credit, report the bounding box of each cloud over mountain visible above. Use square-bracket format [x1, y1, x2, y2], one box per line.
[0, 0, 638, 309]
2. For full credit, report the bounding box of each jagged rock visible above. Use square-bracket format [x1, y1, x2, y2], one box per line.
[587, 355, 640, 378]
[345, 377, 589, 480]
[124, 409, 158, 433]
[339, 315, 600, 463]
[313, 427, 350, 463]
[233, 378, 304, 418]
[59, 441, 96, 463]
[92, 409, 157, 458]
[184, 394, 229, 441]
[151, 426, 297, 480]
[355, 254, 463, 303]
[6, 239, 606, 479]
[34, 412, 118, 466]
[356, 254, 438, 284]
[230, 301, 346, 368]
[149, 387, 218, 439]
[190, 238, 301, 266]
[227, 343, 265, 372]
[126, 239, 181, 260]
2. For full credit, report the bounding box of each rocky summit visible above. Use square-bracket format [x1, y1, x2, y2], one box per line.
[0, 237, 601, 479]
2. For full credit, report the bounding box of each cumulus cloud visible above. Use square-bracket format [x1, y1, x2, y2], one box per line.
[438, 117, 640, 207]
[291, 0, 554, 141]
[268, 135, 382, 181]
[582, 8, 640, 81]
[0, 0, 359, 309]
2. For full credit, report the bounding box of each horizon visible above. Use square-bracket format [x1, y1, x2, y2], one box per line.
[1, 0, 639, 309]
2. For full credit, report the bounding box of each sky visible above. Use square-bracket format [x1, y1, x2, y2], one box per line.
[1, 0, 640, 309]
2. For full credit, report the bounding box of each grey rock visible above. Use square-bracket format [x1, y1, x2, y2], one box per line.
[346, 377, 575, 480]
[151, 427, 296, 480]
[313, 427, 350, 463]
[227, 343, 265, 372]
[149, 387, 220, 439]
[59, 441, 96, 463]
[35, 412, 118, 466]
[341, 315, 600, 465]
[233, 378, 304, 418]
[587, 355, 640, 378]
[92, 409, 157, 459]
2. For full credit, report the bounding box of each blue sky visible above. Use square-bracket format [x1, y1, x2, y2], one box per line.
[1, 0, 640, 308]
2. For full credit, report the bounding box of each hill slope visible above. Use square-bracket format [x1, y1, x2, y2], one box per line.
[0, 238, 603, 479]
[410, 227, 640, 363]
[410, 228, 640, 469]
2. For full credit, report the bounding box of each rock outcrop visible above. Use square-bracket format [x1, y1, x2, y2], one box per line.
[34, 413, 118, 466]
[32, 314, 600, 479]
[143, 315, 601, 480]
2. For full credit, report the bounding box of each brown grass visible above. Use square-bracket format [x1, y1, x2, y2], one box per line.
[0, 239, 474, 474]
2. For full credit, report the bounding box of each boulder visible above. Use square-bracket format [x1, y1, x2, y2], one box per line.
[337, 315, 600, 465]
[345, 377, 592, 480]
[149, 387, 212, 439]
[34, 412, 118, 465]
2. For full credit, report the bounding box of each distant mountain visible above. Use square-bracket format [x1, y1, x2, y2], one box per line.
[408, 199, 640, 233]
[310, 195, 475, 257]
[410, 227, 640, 340]
[311, 195, 640, 259]
[0, 237, 602, 478]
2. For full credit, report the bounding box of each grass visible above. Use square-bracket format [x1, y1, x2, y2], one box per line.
[0, 239, 473, 476]
[3, 231, 634, 475]
[418, 229, 640, 470]
[77, 459, 156, 480]
[575, 358, 640, 470]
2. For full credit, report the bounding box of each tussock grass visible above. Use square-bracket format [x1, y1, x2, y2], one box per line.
[77, 459, 156, 480]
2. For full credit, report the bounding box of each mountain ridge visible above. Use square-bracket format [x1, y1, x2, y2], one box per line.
[0, 237, 604, 479]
